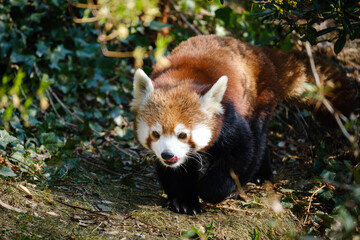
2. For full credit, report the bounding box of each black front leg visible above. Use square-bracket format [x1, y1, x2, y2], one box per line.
[197, 160, 236, 204]
[155, 159, 202, 215]
[252, 146, 273, 183]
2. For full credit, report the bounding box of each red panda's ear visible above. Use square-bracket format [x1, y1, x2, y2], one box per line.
[131, 69, 154, 111]
[200, 76, 228, 115]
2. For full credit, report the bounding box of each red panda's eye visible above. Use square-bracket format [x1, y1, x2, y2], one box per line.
[152, 131, 160, 139]
[178, 133, 187, 139]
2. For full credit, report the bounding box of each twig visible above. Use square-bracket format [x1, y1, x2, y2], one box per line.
[68, 0, 100, 9]
[304, 184, 326, 224]
[201, 202, 252, 214]
[8, 155, 38, 175]
[67, 0, 99, 23]
[79, 154, 155, 185]
[89, 127, 138, 159]
[56, 199, 109, 216]
[294, 105, 309, 128]
[46, 89, 61, 118]
[170, 0, 202, 35]
[47, 87, 84, 123]
[109, 142, 138, 159]
[99, 43, 136, 58]
[305, 41, 359, 158]
[160, 0, 171, 36]
[33, 62, 84, 124]
[80, 155, 128, 176]
[73, 16, 99, 24]
[229, 169, 248, 201]
[92, 221, 103, 232]
[274, 114, 297, 133]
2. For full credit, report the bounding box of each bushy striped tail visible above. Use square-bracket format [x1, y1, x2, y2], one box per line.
[263, 47, 358, 123]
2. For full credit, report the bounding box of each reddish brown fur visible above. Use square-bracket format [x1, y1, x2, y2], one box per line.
[150, 35, 357, 129]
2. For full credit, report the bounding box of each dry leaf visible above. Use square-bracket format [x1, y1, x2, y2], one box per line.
[18, 184, 33, 199]
[0, 199, 27, 213]
[46, 211, 59, 217]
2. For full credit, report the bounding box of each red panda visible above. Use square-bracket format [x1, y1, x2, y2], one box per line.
[131, 35, 357, 215]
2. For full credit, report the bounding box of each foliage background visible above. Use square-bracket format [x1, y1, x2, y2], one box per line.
[0, 0, 359, 239]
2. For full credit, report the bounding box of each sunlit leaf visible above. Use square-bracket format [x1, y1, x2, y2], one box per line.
[0, 130, 20, 149]
[0, 166, 17, 177]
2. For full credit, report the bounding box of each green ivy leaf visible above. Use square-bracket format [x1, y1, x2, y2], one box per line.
[89, 122, 103, 134]
[49, 45, 72, 70]
[75, 42, 99, 58]
[29, 12, 46, 23]
[318, 189, 334, 201]
[321, 170, 336, 181]
[10, 152, 26, 166]
[10, 50, 28, 63]
[149, 21, 172, 31]
[35, 41, 49, 57]
[0, 166, 17, 177]
[0, 42, 11, 59]
[9, 0, 27, 7]
[40, 132, 65, 153]
[0, 130, 20, 149]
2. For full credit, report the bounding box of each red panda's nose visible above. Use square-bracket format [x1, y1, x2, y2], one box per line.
[161, 151, 174, 160]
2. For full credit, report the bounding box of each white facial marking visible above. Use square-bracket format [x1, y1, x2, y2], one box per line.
[150, 122, 162, 135]
[191, 124, 212, 150]
[136, 118, 149, 149]
[174, 124, 190, 136]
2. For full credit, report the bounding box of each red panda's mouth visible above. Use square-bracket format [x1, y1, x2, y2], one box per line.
[165, 156, 178, 164]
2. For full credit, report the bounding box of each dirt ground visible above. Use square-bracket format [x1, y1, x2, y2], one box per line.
[0, 161, 303, 240]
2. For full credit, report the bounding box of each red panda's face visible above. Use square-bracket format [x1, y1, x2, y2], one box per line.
[131, 69, 227, 168]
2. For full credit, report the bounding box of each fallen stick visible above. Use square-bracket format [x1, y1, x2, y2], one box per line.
[0, 199, 27, 213]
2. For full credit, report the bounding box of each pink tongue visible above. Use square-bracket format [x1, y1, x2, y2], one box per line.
[168, 156, 178, 163]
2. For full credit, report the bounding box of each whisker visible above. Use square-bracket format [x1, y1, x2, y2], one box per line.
[196, 150, 212, 158]
[180, 163, 188, 173]
[187, 152, 206, 171]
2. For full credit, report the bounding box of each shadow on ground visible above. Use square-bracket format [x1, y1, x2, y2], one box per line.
[0, 159, 303, 240]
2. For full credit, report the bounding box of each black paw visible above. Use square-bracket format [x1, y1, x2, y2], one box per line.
[165, 198, 203, 215]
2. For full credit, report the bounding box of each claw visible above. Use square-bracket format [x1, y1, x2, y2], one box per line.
[183, 207, 189, 214]
[166, 198, 203, 215]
